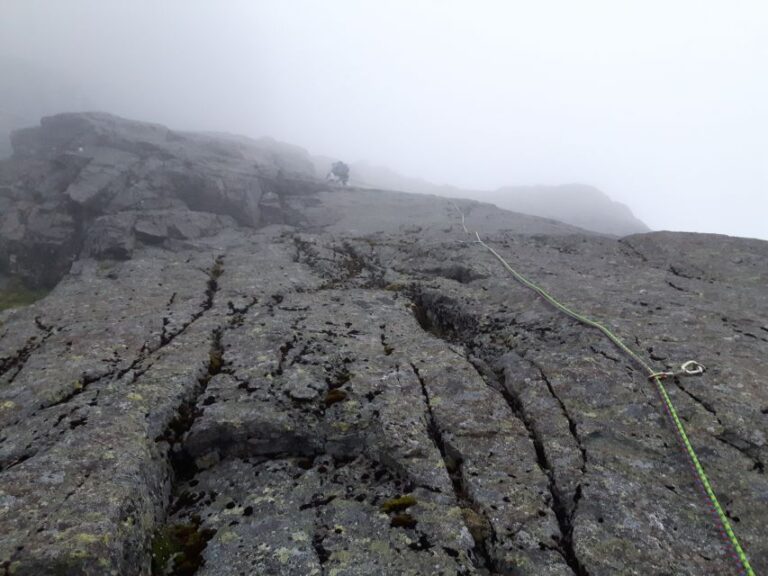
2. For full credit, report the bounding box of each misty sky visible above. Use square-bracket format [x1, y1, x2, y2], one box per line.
[2, 1, 767, 239]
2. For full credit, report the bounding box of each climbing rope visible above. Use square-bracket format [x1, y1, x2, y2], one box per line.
[450, 203, 755, 576]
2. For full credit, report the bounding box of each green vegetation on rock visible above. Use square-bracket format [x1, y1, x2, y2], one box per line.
[151, 519, 216, 576]
[380, 495, 417, 513]
[0, 278, 49, 312]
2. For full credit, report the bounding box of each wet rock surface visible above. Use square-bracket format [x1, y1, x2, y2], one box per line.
[0, 114, 767, 575]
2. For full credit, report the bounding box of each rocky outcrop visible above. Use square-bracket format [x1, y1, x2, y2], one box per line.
[2, 113, 577, 291]
[485, 184, 650, 237]
[313, 159, 650, 236]
[0, 113, 319, 288]
[0, 113, 766, 575]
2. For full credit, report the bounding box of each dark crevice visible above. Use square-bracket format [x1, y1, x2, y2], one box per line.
[410, 292, 478, 343]
[617, 239, 647, 263]
[160, 293, 178, 345]
[150, 327, 224, 576]
[203, 257, 224, 308]
[293, 234, 318, 264]
[309, 468, 332, 575]
[0, 452, 32, 473]
[410, 288, 589, 575]
[338, 241, 386, 289]
[293, 234, 386, 290]
[668, 265, 702, 281]
[158, 327, 225, 483]
[589, 344, 620, 363]
[226, 296, 258, 326]
[150, 258, 225, 575]
[160, 317, 171, 346]
[34, 315, 53, 332]
[37, 256, 225, 416]
[312, 530, 330, 570]
[528, 361, 589, 476]
[299, 494, 337, 511]
[424, 264, 486, 284]
[665, 280, 687, 293]
[407, 531, 434, 551]
[36, 371, 106, 414]
[714, 431, 765, 474]
[379, 324, 394, 356]
[668, 376, 767, 473]
[491, 362, 588, 576]
[271, 337, 296, 377]
[723, 318, 764, 342]
[335, 241, 365, 282]
[410, 363, 500, 574]
[169, 256, 223, 341]
[0, 322, 55, 383]
[265, 293, 285, 316]
[671, 378, 722, 425]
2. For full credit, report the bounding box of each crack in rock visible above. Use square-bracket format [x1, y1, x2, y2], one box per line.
[39, 257, 225, 416]
[527, 360, 589, 476]
[714, 431, 765, 474]
[491, 363, 589, 575]
[0, 322, 56, 384]
[410, 363, 500, 574]
[410, 288, 591, 574]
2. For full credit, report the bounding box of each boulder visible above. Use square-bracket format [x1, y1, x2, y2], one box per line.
[82, 213, 136, 260]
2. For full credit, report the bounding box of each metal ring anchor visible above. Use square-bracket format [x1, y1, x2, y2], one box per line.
[679, 360, 705, 376]
[649, 360, 706, 381]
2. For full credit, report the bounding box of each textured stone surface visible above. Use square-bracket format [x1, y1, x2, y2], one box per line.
[0, 113, 318, 288]
[0, 114, 766, 576]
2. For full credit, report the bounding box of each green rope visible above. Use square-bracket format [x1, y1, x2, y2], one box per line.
[452, 204, 755, 575]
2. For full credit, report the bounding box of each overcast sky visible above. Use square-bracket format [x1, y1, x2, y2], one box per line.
[2, 0, 766, 239]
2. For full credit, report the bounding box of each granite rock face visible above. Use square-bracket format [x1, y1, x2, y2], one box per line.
[0, 113, 317, 288]
[0, 114, 766, 576]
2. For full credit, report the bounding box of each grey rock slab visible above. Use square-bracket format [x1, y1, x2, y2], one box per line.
[0, 316, 218, 575]
[0, 112, 766, 575]
[170, 455, 475, 576]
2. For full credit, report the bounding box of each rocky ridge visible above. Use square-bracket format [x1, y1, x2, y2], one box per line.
[0, 113, 766, 575]
[311, 159, 650, 236]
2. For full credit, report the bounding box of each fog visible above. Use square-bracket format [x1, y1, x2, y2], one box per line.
[2, 0, 766, 239]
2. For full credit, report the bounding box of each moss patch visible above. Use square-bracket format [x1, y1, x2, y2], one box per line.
[390, 513, 418, 529]
[380, 495, 417, 513]
[0, 278, 49, 312]
[208, 348, 223, 374]
[324, 389, 348, 407]
[461, 507, 491, 544]
[151, 518, 216, 576]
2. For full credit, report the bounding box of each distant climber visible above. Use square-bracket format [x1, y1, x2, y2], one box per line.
[328, 161, 350, 185]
